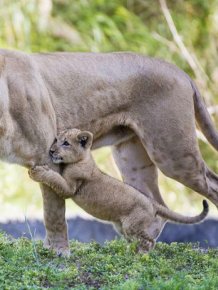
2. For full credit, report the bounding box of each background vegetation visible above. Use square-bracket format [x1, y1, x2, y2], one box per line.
[0, 0, 218, 220]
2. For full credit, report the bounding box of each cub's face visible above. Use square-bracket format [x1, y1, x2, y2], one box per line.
[49, 129, 93, 164]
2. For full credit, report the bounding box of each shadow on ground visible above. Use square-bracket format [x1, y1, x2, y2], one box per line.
[0, 217, 218, 248]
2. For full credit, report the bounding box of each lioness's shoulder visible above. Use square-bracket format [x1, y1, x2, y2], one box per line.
[0, 49, 34, 69]
[0, 49, 29, 59]
[0, 49, 40, 81]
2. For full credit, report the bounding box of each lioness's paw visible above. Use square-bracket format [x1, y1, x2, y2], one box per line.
[43, 238, 71, 257]
[56, 247, 71, 258]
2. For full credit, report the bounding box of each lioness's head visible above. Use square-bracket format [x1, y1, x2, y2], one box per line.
[49, 129, 93, 164]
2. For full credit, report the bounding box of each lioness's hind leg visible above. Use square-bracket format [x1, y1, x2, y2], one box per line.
[112, 136, 166, 205]
[113, 222, 123, 235]
[112, 136, 167, 239]
[147, 134, 218, 206]
[135, 96, 218, 207]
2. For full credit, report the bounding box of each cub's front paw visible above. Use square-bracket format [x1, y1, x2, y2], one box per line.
[41, 165, 50, 171]
[28, 165, 48, 182]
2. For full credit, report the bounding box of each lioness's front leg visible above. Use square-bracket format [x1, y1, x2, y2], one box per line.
[41, 184, 70, 257]
[29, 166, 76, 198]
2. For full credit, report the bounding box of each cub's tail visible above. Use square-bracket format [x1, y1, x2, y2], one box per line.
[155, 199, 209, 224]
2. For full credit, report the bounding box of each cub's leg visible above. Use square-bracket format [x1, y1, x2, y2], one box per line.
[112, 136, 166, 239]
[135, 231, 155, 252]
[29, 165, 76, 198]
[122, 215, 155, 252]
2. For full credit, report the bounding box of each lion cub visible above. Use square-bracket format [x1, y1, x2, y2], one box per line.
[29, 129, 209, 252]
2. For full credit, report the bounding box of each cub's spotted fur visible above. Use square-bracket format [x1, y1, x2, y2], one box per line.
[29, 129, 209, 252]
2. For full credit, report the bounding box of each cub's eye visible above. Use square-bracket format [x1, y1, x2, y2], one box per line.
[62, 141, 70, 146]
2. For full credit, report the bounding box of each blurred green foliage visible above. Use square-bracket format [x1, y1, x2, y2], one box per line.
[0, 0, 218, 218]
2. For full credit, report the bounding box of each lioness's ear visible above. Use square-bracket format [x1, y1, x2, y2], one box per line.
[77, 131, 93, 149]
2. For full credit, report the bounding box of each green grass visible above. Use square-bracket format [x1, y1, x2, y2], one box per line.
[0, 233, 217, 289]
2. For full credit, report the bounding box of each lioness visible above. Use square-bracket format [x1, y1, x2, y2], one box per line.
[29, 129, 209, 252]
[0, 49, 218, 255]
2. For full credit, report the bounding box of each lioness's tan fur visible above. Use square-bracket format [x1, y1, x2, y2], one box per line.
[0, 49, 218, 255]
[29, 129, 209, 252]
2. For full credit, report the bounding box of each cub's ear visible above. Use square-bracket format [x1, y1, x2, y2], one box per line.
[77, 131, 93, 149]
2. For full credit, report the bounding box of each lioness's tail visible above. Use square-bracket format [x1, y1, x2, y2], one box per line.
[155, 199, 209, 224]
[191, 79, 218, 151]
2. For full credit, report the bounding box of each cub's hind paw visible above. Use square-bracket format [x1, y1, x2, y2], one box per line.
[138, 239, 155, 253]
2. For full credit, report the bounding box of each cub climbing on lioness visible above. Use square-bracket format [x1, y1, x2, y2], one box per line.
[29, 129, 209, 252]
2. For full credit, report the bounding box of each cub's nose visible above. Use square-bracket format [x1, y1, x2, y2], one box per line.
[49, 149, 55, 156]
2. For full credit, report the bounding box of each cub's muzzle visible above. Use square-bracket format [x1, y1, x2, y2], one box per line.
[49, 149, 63, 164]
